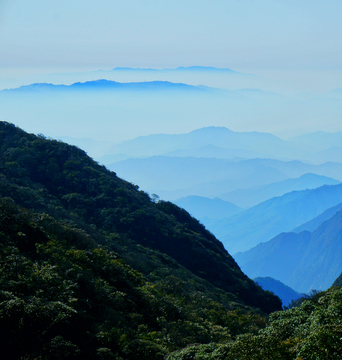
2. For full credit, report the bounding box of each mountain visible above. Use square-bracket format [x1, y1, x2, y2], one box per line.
[167, 286, 342, 359]
[333, 272, 342, 287]
[290, 131, 342, 153]
[111, 66, 241, 74]
[173, 196, 242, 222]
[0, 122, 281, 359]
[207, 183, 342, 254]
[254, 277, 305, 307]
[220, 173, 340, 208]
[310, 147, 342, 164]
[3, 79, 209, 93]
[108, 151, 342, 202]
[234, 208, 342, 292]
[107, 126, 296, 159]
[292, 202, 342, 233]
[164, 144, 266, 160]
[109, 156, 290, 199]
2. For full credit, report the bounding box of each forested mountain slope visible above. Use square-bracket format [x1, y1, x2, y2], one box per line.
[167, 286, 342, 359]
[0, 122, 281, 359]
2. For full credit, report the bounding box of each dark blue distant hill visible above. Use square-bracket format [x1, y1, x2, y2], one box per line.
[209, 183, 342, 254]
[221, 173, 340, 208]
[235, 208, 342, 292]
[254, 277, 305, 307]
[292, 202, 342, 233]
[2, 80, 209, 93]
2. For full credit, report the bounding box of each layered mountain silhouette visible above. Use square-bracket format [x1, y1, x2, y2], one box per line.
[293, 202, 342, 233]
[107, 126, 296, 159]
[207, 183, 342, 254]
[173, 196, 242, 222]
[254, 277, 305, 307]
[111, 156, 342, 203]
[220, 173, 340, 208]
[0, 121, 282, 358]
[235, 208, 342, 292]
[4, 79, 208, 93]
[109, 156, 290, 199]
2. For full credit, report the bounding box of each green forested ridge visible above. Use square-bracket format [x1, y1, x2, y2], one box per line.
[0, 122, 281, 359]
[167, 286, 342, 360]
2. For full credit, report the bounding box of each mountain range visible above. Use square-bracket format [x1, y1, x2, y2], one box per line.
[0, 121, 281, 359]
[104, 126, 342, 164]
[106, 126, 297, 159]
[254, 277, 305, 307]
[219, 173, 340, 208]
[207, 183, 342, 254]
[234, 206, 342, 292]
[173, 196, 242, 222]
[2, 121, 342, 359]
[292, 202, 342, 233]
[3, 79, 209, 93]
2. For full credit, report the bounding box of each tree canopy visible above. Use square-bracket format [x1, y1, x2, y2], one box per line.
[0, 122, 281, 359]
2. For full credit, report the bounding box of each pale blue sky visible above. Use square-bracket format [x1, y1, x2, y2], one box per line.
[1, 0, 341, 71]
[1, 0, 342, 142]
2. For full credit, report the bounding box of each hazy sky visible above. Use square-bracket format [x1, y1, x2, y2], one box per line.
[1, 0, 341, 72]
[1, 0, 342, 143]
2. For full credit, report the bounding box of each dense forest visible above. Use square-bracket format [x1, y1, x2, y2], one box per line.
[0, 121, 341, 359]
[167, 287, 342, 359]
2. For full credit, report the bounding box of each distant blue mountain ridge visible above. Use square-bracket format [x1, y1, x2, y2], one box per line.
[254, 277, 305, 307]
[2, 79, 210, 93]
[235, 206, 342, 292]
[207, 183, 342, 254]
[111, 66, 241, 74]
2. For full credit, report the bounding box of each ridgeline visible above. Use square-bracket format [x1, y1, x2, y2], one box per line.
[0, 122, 280, 359]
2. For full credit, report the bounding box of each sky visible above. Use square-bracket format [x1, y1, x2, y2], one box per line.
[1, 0, 342, 72]
[0, 0, 342, 142]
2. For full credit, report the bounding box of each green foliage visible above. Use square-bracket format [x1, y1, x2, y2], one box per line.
[0, 122, 281, 314]
[0, 122, 283, 359]
[332, 271, 342, 287]
[0, 198, 270, 359]
[168, 287, 342, 360]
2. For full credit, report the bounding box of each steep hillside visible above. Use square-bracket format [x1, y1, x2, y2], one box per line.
[333, 272, 342, 287]
[0, 122, 281, 359]
[167, 287, 342, 359]
[235, 209, 342, 292]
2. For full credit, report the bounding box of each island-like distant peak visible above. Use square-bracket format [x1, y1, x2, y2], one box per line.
[111, 65, 241, 74]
